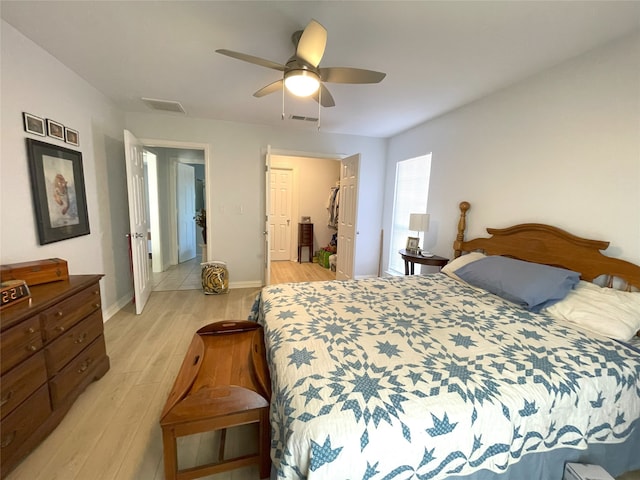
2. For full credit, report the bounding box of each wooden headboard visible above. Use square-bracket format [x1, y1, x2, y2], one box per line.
[453, 201, 640, 291]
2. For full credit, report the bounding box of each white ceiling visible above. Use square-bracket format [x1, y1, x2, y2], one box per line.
[2, 1, 639, 138]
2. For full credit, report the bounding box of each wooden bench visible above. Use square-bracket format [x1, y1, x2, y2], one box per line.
[160, 321, 271, 480]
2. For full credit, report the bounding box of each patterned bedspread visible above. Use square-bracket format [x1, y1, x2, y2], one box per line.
[254, 274, 640, 479]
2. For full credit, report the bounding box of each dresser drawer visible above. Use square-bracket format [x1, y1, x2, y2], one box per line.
[44, 310, 104, 375]
[49, 335, 107, 408]
[0, 384, 51, 466]
[41, 284, 101, 342]
[1, 351, 47, 420]
[0, 316, 42, 375]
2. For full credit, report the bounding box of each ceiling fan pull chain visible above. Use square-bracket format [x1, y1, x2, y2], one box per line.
[317, 88, 321, 131]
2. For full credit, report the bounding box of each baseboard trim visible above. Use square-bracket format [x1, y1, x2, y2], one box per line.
[103, 293, 133, 322]
[229, 281, 263, 289]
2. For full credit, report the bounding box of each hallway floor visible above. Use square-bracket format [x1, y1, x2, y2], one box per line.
[149, 257, 202, 291]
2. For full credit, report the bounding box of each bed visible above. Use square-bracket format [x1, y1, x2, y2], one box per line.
[253, 201, 640, 479]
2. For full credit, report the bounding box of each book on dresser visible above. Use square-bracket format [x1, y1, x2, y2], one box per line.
[0, 274, 110, 478]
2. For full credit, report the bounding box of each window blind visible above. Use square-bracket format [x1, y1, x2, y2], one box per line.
[388, 154, 431, 274]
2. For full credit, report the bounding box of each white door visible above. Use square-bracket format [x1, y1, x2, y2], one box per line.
[336, 154, 360, 280]
[177, 163, 196, 263]
[269, 167, 293, 261]
[124, 130, 152, 314]
[263, 146, 272, 285]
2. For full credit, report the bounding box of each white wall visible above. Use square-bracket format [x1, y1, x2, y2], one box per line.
[383, 32, 640, 270]
[272, 154, 341, 259]
[125, 114, 387, 285]
[1, 21, 130, 318]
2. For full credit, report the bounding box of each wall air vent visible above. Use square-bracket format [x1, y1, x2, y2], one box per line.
[289, 115, 319, 122]
[141, 97, 186, 114]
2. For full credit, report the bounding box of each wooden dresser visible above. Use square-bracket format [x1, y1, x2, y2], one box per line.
[297, 223, 314, 263]
[0, 275, 109, 477]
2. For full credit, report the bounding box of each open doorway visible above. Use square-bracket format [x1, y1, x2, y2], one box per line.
[267, 153, 344, 285]
[142, 144, 207, 291]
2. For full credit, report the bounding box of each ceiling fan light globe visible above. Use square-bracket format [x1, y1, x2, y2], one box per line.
[284, 70, 320, 97]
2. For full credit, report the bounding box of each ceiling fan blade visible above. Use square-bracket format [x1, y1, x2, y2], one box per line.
[216, 49, 285, 71]
[320, 67, 386, 84]
[254, 79, 284, 98]
[312, 83, 335, 107]
[295, 20, 327, 68]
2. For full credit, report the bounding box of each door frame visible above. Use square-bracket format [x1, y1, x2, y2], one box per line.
[263, 148, 351, 285]
[140, 138, 211, 263]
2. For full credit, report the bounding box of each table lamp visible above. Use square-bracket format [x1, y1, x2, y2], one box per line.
[409, 213, 430, 255]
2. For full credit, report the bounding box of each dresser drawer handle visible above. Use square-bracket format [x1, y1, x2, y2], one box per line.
[55, 311, 63, 317]
[74, 333, 88, 344]
[55, 326, 65, 332]
[93, 290, 99, 295]
[1, 431, 16, 448]
[26, 327, 36, 334]
[26, 344, 37, 352]
[0, 390, 13, 407]
[77, 358, 93, 374]
[93, 303, 100, 309]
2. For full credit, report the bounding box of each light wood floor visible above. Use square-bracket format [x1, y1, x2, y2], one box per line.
[269, 260, 335, 284]
[6, 261, 639, 480]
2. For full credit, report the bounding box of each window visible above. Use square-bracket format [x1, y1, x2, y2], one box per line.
[388, 154, 432, 275]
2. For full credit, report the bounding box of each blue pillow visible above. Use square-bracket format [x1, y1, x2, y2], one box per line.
[454, 256, 580, 312]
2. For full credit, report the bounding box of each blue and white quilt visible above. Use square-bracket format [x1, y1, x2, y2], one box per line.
[255, 274, 640, 479]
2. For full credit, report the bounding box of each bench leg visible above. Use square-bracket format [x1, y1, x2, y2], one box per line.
[162, 427, 178, 480]
[259, 409, 271, 479]
[218, 428, 227, 462]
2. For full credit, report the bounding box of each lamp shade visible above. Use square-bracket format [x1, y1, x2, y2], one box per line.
[409, 213, 430, 232]
[284, 70, 320, 97]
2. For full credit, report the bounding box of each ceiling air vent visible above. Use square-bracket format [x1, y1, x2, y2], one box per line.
[289, 115, 319, 122]
[141, 97, 186, 114]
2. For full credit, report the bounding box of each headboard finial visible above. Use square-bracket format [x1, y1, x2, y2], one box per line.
[454, 201, 471, 258]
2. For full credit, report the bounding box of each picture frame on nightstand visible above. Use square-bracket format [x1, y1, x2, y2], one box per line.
[406, 236, 420, 253]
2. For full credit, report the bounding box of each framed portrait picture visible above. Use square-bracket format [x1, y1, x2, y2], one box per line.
[26, 138, 90, 244]
[65, 127, 79, 147]
[46, 119, 65, 141]
[406, 236, 420, 252]
[23, 112, 46, 136]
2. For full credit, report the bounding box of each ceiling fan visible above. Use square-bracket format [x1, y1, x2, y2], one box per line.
[216, 19, 386, 107]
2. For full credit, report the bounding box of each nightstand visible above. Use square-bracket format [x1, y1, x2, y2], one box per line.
[399, 249, 448, 275]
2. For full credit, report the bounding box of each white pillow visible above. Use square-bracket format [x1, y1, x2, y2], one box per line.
[544, 281, 640, 341]
[441, 252, 486, 283]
